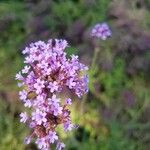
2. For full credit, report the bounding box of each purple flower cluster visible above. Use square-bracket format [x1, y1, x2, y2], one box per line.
[91, 23, 111, 40]
[16, 39, 88, 150]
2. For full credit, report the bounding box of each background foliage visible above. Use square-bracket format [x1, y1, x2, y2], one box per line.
[0, 0, 150, 150]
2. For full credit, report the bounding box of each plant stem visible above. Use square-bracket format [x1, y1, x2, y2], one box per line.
[91, 47, 100, 69]
[80, 47, 100, 114]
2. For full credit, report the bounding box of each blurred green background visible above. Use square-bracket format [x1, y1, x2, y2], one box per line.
[0, 0, 150, 150]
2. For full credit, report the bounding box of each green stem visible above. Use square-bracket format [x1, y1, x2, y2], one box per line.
[91, 47, 100, 69]
[80, 47, 100, 114]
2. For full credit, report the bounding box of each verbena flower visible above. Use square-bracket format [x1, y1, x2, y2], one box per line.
[20, 112, 28, 123]
[16, 39, 88, 150]
[91, 22, 111, 40]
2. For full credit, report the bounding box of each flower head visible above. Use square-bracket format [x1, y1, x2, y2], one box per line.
[16, 39, 88, 149]
[91, 22, 111, 40]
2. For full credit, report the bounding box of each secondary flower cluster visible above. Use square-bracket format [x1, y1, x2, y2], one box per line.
[91, 22, 111, 40]
[16, 39, 88, 150]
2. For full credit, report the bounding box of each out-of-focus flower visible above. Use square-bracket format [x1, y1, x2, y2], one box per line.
[63, 121, 74, 132]
[48, 131, 58, 143]
[24, 136, 31, 144]
[65, 98, 72, 105]
[20, 112, 28, 123]
[16, 39, 88, 150]
[56, 142, 65, 150]
[91, 22, 111, 40]
[36, 137, 48, 150]
[19, 90, 28, 102]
